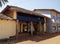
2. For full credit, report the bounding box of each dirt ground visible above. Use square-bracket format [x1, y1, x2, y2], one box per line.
[0, 33, 60, 44]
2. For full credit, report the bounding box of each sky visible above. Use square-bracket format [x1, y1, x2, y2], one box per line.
[0, 0, 60, 12]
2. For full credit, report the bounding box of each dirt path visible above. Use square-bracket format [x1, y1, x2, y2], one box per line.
[16, 33, 60, 44]
[0, 33, 60, 44]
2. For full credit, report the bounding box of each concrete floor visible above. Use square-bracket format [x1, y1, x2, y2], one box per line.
[0, 33, 60, 44]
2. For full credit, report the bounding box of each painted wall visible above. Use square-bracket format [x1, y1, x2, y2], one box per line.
[13, 10, 17, 19]
[0, 19, 16, 39]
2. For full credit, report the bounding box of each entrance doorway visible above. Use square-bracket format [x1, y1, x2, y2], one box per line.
[18, 21, 29, 33]
[23, 22, 28, 33]
[18, 21, 44, 35]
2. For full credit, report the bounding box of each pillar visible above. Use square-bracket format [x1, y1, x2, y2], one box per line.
[39, 22, 42, 32]
[13, 10, 17, 19]
[16, 20, 19, 40]
[30, 22, 34, 36]
[21, 23, 23, 32]
[28, 22, 30, 32]
[44, 17, 46, 33]
[16, 20, 19, 35]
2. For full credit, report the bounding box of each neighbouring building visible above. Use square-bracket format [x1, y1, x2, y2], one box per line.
[33, 9, 60, 33]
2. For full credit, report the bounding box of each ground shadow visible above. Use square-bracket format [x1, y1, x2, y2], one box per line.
[15, 32, 60, 43]
[0, 32, 60, 44]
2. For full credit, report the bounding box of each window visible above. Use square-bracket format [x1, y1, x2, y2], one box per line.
[52, 15, 55, 20]
[57, 17, 60, 22]
[52, 15, 56, 22]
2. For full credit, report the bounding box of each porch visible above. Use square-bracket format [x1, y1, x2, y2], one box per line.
[16, 12, 47, 35]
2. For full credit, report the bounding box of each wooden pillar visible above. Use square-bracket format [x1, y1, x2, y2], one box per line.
[44, 23, 46, 32]
[16, 20, 19, 35]
[30, 22, 33, 36]
[21, 23, 23, 32]
[44, 17, 46, 33]
[39, 22, 42, 32]
[13, 10, 17, 19]
[38, 22, 40, 32]
[18, 22, 20, 33]
[28, 22, 30, 32]
[16, 20, 19, 40]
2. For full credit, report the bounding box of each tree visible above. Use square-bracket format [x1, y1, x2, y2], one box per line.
[0, 0, 8, 6]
